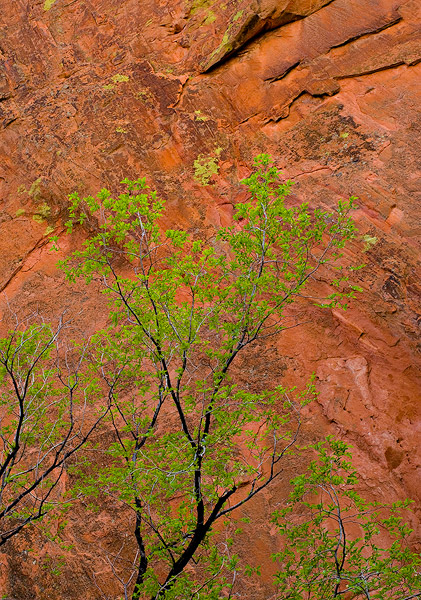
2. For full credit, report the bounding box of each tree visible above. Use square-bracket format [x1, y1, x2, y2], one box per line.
[0, 310, 109, 546]
[56, 154, 360, 599]
[272, 437, 421, 600]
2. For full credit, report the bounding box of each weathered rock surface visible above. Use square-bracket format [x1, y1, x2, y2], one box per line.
[0, 0, 420, 597]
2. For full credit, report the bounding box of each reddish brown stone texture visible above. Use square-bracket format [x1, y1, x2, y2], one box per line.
[0, 0, 420, 597]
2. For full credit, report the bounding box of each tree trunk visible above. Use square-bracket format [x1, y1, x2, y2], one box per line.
[132, 497, 148, 600]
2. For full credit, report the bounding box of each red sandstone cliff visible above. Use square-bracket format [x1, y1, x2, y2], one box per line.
[0, 0, 420, 597]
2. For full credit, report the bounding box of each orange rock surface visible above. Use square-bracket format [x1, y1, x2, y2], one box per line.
[0, 0, 420, 597]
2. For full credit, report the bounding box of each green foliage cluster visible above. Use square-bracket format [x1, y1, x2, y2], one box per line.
[193, 151, 221, 185]
[273, 438, 421, 599]
[0, 319, 108, 546]
[194, 110, 209, 122]
[112, 74, 130, 84]
[189, 0, 215, 17]
[362, 233, 378, 252]
[54, 154, 366, 598]
[43, 0, 56, 11]
[28, 177, 42, 200]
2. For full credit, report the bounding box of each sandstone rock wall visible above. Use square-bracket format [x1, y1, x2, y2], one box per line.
[0, 0, 420, 597]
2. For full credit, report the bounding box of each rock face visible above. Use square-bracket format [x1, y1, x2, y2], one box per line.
[0, 0, 420, 597]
